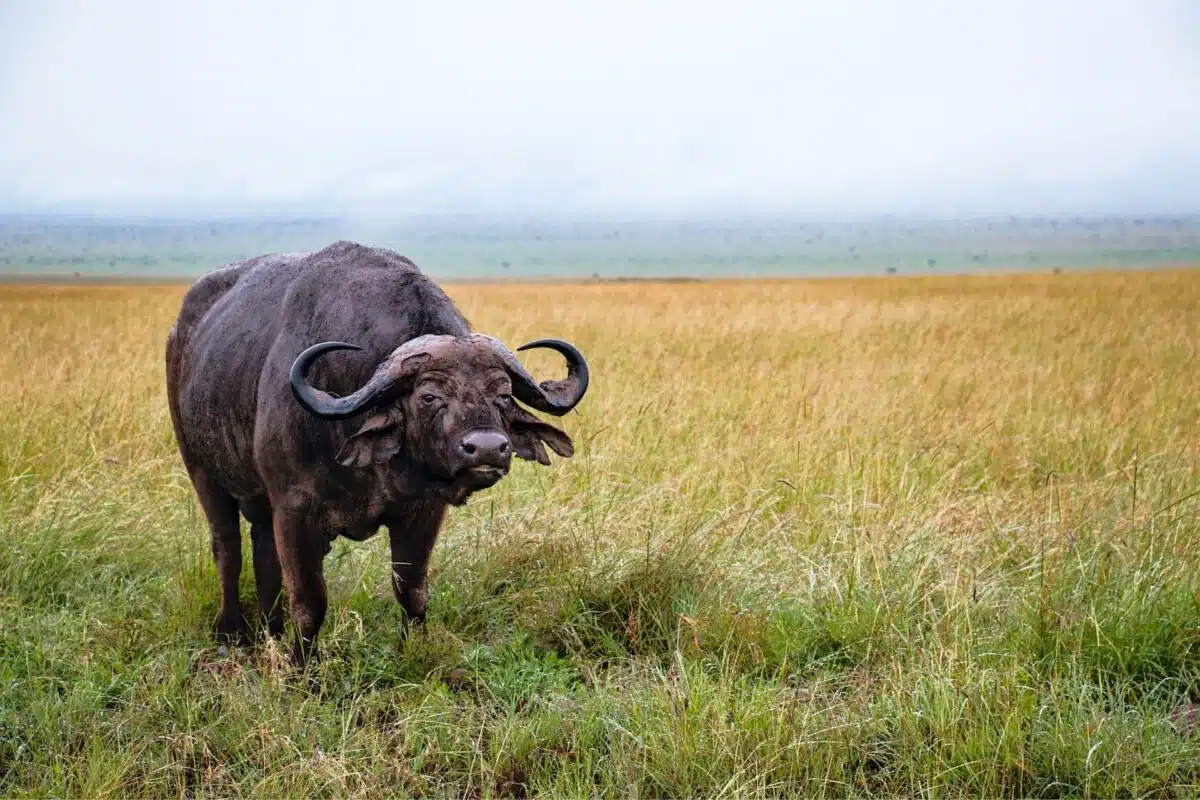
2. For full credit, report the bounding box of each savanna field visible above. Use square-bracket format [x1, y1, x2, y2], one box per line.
[2, 269, 1200, 798]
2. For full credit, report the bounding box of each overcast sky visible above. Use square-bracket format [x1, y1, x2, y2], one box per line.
[1, 0, 1198, 217]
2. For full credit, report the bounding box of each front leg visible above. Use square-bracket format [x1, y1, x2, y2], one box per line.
[273, 508, 330, 668]
[388, 501, 447, 632]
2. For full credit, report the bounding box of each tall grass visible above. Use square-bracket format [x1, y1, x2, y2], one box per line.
[1, 270, 1199, 797]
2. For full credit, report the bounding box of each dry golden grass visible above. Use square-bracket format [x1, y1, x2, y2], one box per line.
[1, 269, 1199, 797]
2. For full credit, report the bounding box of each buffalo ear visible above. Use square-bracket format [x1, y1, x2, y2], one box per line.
[336, 406, 405, 468]
[509, 406, 574, 466]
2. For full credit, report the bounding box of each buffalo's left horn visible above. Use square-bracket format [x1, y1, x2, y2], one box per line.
[473, 335, 590, 416]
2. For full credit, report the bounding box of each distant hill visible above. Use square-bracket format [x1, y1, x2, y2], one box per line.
[1, 213, 1198, 280]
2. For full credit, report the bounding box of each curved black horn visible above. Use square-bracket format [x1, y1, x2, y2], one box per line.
[473, 335, 589, 415]
[290, 335, 459, 421]
[289, 341, 380, 421]
[517, 338, 590, 412]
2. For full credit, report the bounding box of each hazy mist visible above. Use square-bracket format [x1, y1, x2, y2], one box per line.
[2, 1, 1198, 218]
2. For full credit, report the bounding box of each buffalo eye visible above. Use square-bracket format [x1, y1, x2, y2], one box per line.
[421, 393, 439, 406]
[495, 393, 513, 407]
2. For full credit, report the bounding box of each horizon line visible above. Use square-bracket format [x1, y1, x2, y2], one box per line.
[3, 210, 1199, 224]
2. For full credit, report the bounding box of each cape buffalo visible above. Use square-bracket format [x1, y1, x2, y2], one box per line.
[165, 240, 589, 666]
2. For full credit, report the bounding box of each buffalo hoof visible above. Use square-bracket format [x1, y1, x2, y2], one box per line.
[260, 615, 286, 641]
[213, 612, 251, 648]
[287, 642, 324, 694]
[288, 637, 322, 670]
[397, 614, 428, 647]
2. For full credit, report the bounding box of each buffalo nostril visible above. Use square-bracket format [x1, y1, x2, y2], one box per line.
[459, 431, 511, 465]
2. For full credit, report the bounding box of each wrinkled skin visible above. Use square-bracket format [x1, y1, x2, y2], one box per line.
[165, 241, 587, 667]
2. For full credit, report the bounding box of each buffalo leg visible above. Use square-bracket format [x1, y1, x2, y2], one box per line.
[274, 510, 328, 668]
[250, 519, 285, 639]
[192, 471, 247, 644]
[389, 502, 447, 631]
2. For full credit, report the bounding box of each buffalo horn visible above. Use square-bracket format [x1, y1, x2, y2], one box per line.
[289, 335, 455, 420]
[471, 335, 590, 416]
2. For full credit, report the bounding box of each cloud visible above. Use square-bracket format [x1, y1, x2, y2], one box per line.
[1, 0, 1197, 215]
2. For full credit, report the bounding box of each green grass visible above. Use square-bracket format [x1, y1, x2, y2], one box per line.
[1, 271, 1199, 797]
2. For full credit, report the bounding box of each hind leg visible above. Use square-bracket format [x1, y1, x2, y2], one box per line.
[192, 470, 248, 643]
[250, 518, 285, 639]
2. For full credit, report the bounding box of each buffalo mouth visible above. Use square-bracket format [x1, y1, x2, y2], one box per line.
[458, 464, 508, 489]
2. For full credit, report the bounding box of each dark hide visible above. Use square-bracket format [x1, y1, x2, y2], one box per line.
[165, 241, 586, 667]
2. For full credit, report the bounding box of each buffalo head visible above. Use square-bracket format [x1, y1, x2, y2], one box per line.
[288, 334, 589, 495]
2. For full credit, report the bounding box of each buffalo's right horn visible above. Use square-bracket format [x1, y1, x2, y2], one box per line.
[290, 335, 455, 420]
